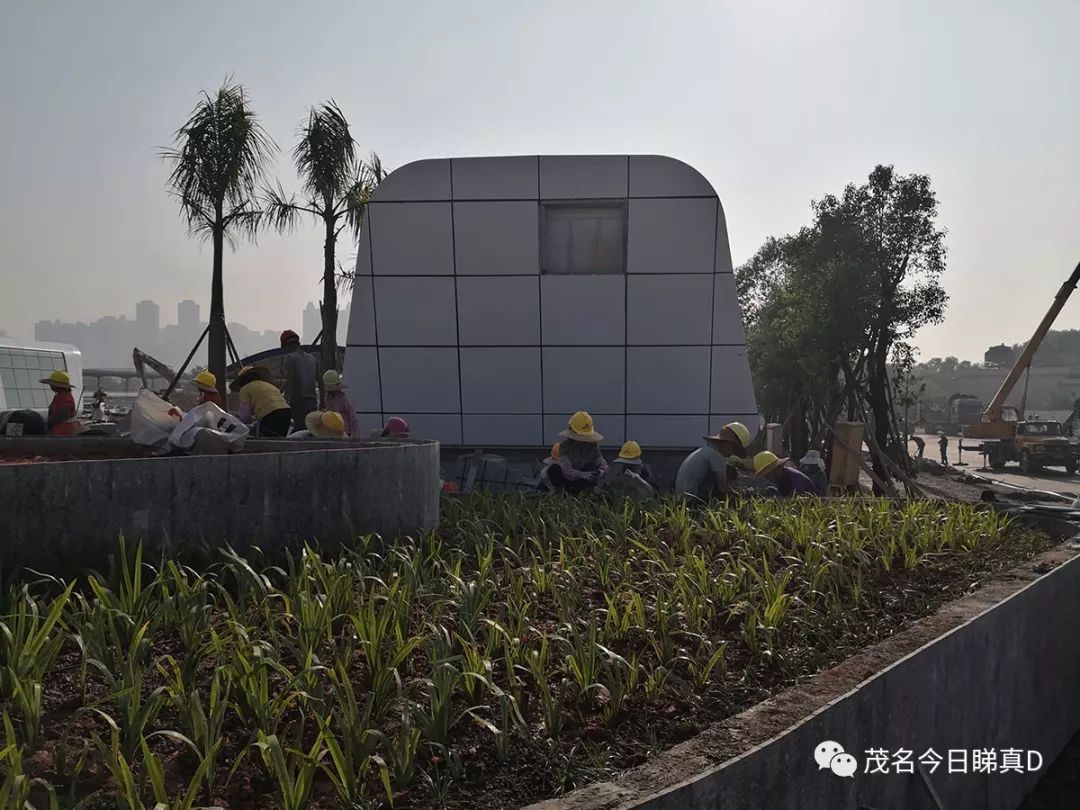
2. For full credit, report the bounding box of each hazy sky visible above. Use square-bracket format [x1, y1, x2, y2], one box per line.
[2, 1, 1079, 362]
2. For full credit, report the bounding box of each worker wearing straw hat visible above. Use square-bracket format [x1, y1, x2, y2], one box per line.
[322, 370, 358, 438]
[675, 421, 750, 501]
[288, 410, 348, 440]
[231, 365, 292, 438]
[194, 371, 224, 409]
[753, 451, 817, 496]
[548, 411, 608, 494]
[39, 370, 79, 436]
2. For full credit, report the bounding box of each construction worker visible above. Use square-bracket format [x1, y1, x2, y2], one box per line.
[90, 386, 108, 421]
[288, 410, 348, 439]
[598, 441, 656, 500]
[753, 451, 817, 496]
[280, 330, 317, 432]
[537, 442, 561, 492]
[39, 370, 79, 436]
[230, 365, 292, 438]
[548, 411, 607, 494]
[675, 422, 749, 501]
[798, 449, 829, 496]
[938, 432, 948, 465]
[911, 435, 925, 459]
[322, 370, 358, 437]
[194, 371, 224, 408]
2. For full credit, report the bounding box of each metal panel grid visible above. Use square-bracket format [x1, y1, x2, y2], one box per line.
[344, 155, 757, 448]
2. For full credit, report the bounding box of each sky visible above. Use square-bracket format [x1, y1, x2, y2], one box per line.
[2, 0, 1079, 362]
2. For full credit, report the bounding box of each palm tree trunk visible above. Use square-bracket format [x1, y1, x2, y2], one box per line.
[209, 221, 227, 399]
[321, 216, 338, 375]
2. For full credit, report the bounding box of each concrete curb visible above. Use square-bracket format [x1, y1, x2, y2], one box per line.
[0, 440, 440, 571]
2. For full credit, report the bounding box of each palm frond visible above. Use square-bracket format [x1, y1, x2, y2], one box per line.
[261, 182, 305, 233]
[337, 151, 387, 236]
[294, 100, 356, 206]
[162, 79, 276, 238]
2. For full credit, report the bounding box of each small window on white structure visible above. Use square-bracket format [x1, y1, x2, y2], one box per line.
[541, 203, 626, 274]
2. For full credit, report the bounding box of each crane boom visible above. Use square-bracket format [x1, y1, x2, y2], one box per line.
[982, 258, 1080, 422]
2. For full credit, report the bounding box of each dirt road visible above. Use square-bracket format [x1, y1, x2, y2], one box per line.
[909, 433, 1080, 498]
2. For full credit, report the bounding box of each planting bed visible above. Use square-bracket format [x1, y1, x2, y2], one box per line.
[0, 495, 1062, 809]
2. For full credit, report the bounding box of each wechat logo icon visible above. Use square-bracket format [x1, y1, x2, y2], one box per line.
[815, 740, 857, 778]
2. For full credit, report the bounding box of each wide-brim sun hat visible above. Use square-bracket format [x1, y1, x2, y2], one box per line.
[558, 410, 603, 443]
[229, 365, 271, 392]
[800, 450, 825, 470]
[39, 370, 73, 390]
[306, 410, 346, 438]
[753, 450, 788, 477]
[704, 422, 750, 458]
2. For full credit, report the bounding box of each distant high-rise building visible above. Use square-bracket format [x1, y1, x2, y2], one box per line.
[136, 300, 160, 332]
[135, 300, 160, 353]
[303, 302, 320, 343]
[178, 300, 200, 331]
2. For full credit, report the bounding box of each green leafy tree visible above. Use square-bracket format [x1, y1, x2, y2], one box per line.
[263, 101, 385, 374]
[163, 80, 276, 397]
[738, 165, 948, 487]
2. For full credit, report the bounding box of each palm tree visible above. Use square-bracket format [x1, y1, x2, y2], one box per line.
[163, 80, 275, 398]
[263, 101, 385, 375]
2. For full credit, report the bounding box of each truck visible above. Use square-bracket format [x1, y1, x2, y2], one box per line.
[921, 393, 984, 435]
[963, 258, 1080, 474]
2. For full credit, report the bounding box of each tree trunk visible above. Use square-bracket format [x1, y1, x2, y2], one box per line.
[867, 342, 892, 495]
[321, 217, 338, 377]
[208, 221, 227, 400]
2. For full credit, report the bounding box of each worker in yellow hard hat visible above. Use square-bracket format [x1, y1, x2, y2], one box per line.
[674, 421, 750, 501]
[287, 410, 348, 440]
[753, 451, 817, 496]
[597, 440, 656, 500]
[39, 370, 79, 436]
[194, 371, 224, 409]
[537, 442, 561, 491]
[548, 411, 607, 494]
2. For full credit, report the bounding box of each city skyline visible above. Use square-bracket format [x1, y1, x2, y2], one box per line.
[2, 4, 1079, 364]
[33, 298, 349, 370]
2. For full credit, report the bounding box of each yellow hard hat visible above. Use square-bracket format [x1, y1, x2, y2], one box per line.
[322, 370, 344, 390]
[722, 422, 750, 449]
[559, 410, 603, 443]
[753, 450, 786, 476]
[619, 440, 642, 460]
[39, 370, 73, 389]
[194, 371, 217, 391]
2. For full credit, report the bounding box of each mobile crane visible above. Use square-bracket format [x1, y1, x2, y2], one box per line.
[963, 259, 1080, 473]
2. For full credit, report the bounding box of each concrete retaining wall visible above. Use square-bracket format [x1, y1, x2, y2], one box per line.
[0, 440, 440, 570]
[536, 550, 1080, 810]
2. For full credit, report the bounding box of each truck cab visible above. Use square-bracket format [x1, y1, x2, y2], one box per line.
[984, 419, 1079, 474]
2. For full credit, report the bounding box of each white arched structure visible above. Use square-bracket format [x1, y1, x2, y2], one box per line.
[343, 155, 758, 449]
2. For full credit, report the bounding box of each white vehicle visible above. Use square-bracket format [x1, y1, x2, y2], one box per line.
[0, 338, 83, 429]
